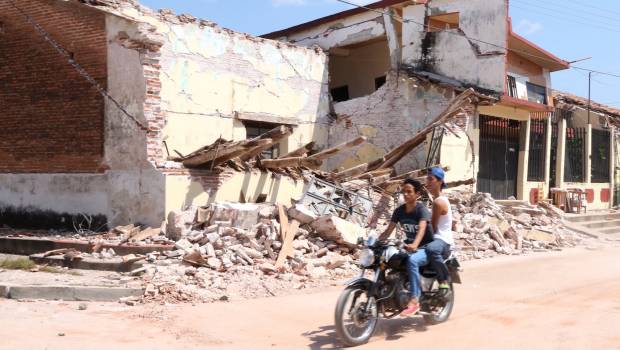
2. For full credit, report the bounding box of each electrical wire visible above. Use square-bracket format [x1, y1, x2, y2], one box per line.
[510, 2, 620, 34]
[512, 0, 620, 29]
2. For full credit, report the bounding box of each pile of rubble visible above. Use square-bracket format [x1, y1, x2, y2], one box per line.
[448, 191, 586, 260]
[124, 202, 364, 304]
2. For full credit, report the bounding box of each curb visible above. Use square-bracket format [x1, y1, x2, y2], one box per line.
[0, 284, 144, 301]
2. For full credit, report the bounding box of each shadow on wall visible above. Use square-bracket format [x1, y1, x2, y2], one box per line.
[0, 206, 108, 232]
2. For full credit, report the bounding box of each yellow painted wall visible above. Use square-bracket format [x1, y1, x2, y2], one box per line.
[563, 182, 612, 210]
[478, 105, 530, 121]
[164, 171, 307, 215]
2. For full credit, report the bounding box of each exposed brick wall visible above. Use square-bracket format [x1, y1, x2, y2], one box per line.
[0, 0, 107, 173]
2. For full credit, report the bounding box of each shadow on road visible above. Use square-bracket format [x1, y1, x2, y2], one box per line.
[303, 317, 428, 349]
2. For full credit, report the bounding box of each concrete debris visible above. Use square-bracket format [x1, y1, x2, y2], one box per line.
[448, 191, 587, 260]
[310, 215, 367, 247]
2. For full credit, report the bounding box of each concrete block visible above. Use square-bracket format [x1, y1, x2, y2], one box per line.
[210, 202, 260, 231]
[0, 285, 9, 298]
[288, 204, 318, 225]
[310, 215, 366, 246]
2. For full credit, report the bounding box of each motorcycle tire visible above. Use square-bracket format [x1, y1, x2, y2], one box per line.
[334, 286, 378, 347]
[423, 282, 454, 325]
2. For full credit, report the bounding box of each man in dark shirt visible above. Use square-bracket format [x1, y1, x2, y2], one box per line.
[378, 178, 433, 316]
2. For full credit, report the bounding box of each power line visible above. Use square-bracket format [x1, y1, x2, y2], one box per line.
[6, 0, 150, 133]
[513, 0, 620, 28]
[511, 2, 620, 34]
[333, 0, 620, 79]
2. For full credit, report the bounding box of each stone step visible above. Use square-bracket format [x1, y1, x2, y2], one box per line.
[564, 212, 620, 223]
[581, 219, 620, 229]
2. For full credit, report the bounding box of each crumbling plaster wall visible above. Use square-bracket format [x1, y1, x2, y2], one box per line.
[327, 72, 477, 177]
[282, 11, 387, 50]
[165, 170, 306, 216]
[402, 0, 507, 92]
[144, 19, 331, 157]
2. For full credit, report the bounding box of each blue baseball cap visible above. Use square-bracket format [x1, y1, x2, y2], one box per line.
[429, 167, 447, 189]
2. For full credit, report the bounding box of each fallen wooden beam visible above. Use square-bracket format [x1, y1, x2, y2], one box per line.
[307, 136, 366, 161]
[351, 167, 393, 181]
[275, 219, 300, 268]
[182, 138, 273, 167]
[390, 165, 449, 181]
[260, 157, 322, 169]
[240, 126, 293, 161]
[279, 141, 315, 159]
[371, 89, 476, 171]
[446, 178, 476, 188]
[332, 157, 386, 180]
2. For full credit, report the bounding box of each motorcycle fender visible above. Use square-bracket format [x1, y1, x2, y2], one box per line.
[449, 266, 462, 284]
[345, 277, 374, 290]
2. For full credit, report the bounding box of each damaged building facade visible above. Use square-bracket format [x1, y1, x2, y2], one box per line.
[264, 0, 617, 209]
[1, 0, 617, 231]
[0, 0, 330, 229]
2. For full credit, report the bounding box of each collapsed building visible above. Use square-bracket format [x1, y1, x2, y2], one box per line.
[264, 0, 618, 210]
[0, 0, 618, 233]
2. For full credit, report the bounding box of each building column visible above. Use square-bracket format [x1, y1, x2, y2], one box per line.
[517, 117, 531, 200]
[383, 8, 401, 69]
[585, 124, 592, 184]
[543, 115, 552, 192]
[556, 117, 567, 188]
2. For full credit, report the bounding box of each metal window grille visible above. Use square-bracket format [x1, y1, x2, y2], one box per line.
[564, 127, 586, 182]
[506, 75, 517, 98]
[591, 129, 611, 183]
[527, 117, 547, 181]
[244, 121, 280, 159]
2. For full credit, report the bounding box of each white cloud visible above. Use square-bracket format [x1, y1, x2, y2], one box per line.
[515, 19, 543, 36]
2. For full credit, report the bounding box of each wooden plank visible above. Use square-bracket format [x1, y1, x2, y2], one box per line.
[260, 157, 322, 169]
[275, 219, 300, 268]
[390, 165, 449, 181]
[351, 167, 393, 181]
[446, 178, 476, 188]
[332, 157, 386, 180]
[278, 204, 289, 241]
[307, 136, 366, 161]
[279, 141, 315, 159]
[182, 138, 272, 167]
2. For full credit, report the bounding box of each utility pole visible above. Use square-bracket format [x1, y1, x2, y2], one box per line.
[588, 71, 592, 125]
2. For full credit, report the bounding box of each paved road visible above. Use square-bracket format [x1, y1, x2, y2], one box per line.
[1, 246, 619, 349]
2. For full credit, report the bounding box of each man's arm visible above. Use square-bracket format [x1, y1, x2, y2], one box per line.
[377, 222, 397, 241]
[431, 198, 448, 232]
[405, 220, 427, 252]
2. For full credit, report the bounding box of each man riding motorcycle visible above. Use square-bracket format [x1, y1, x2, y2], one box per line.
[377, 178, 433, 316]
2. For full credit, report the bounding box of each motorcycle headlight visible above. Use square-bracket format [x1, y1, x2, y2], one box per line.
[358, 249, 375, 267]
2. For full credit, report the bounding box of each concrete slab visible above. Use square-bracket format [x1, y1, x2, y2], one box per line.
[0, 237, 173, 256]
[4, 285, 143, 301]
[29, 254, 143, 272]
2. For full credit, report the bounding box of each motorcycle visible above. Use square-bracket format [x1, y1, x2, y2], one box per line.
[334, 237, 462, 347]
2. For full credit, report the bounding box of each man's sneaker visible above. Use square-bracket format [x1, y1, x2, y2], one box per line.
[400, 302, 420, 316]
[438, 284, 452, 300]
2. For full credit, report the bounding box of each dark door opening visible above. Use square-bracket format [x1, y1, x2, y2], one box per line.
[478, 115, 521, 199]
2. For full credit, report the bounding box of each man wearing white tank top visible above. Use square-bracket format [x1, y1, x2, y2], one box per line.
[425, 167, 453, 295]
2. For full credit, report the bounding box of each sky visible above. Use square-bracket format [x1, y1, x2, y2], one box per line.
[139, 0, 620, 108]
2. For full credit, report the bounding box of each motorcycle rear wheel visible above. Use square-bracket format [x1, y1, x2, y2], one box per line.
[423, 282, 454, 325]
[334, 286, 378, 347]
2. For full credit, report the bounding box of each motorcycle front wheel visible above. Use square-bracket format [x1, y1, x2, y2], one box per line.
[334, 286, 378, 347]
